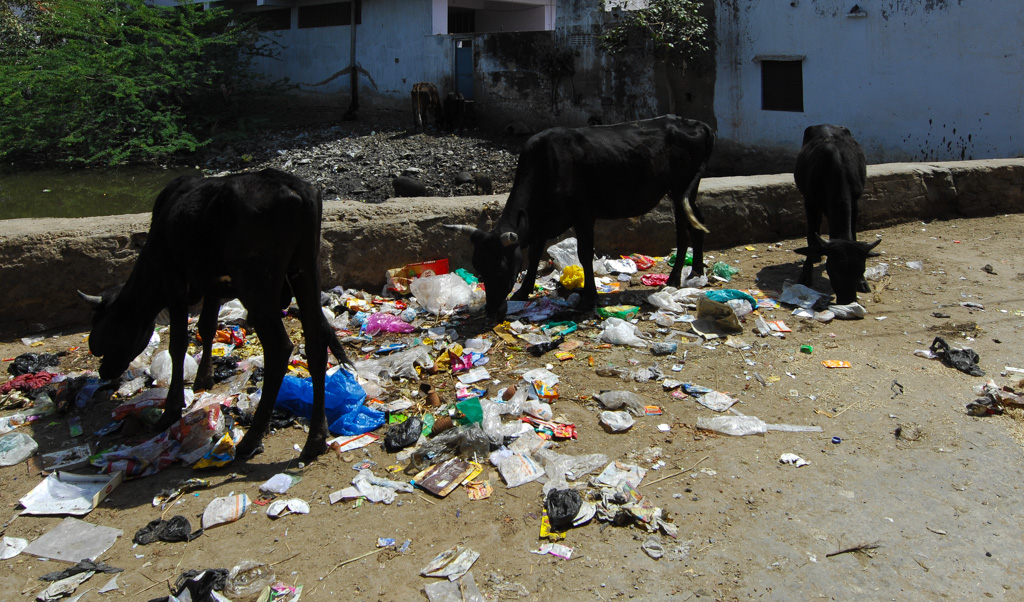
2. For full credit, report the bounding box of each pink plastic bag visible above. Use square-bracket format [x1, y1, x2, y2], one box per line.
[363, 312, 415, 335]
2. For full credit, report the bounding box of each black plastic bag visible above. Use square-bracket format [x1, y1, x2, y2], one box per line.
[167, 568, 229, 601]
[40, 559, 123, 581]
[384, 417, 423, 452]
[546, 489, 583, 531]
[930, 337, 985, 376]
[133, 515, 203, 545]
[8, 352, 62, 376]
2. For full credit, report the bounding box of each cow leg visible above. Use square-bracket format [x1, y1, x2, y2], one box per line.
[193, 298, 219, 392]
[850, 202, 872, 293]
[235, 307, 293, 460]
[292, 272, 330, 462]
[153, 302, 190, 432]
[666, 195, 695, 285]
[575, 223, 598, 310]
[800, 206, 822, 286]
[323, 317, 351, 368]
[511, 238, 546, 302]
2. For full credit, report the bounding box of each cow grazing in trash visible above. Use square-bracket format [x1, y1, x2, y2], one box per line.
[411, 82, 441, 132]
[446, 115, 715, 319]
[81, 168, 350, 462]
[793, 124, 881, 304]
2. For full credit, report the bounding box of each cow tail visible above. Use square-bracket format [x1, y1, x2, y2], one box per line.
[683, 123, 715, 234]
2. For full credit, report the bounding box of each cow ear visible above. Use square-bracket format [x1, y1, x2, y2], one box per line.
[78, 290, 103, 306]
[793, 246, 811, 257]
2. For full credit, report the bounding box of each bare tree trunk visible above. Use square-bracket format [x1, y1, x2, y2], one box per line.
[344, 0, 359, 119]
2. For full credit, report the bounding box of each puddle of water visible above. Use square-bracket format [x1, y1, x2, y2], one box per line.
[0, 166, 201, 220]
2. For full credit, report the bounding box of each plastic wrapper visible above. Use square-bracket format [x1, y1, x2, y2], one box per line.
[600, 317, 650, 347]
[0, 432, 38, 466]
[523, 399, 553, 420]
[495, 450, 545, 487]
[92, 431, 181, 478]
[225, 561, 275, 598]
[363, 312, 416, 335]
[779, 282, 830, 309]
[696, 415, 768, 436]
[864, 262, 890, 281]
[560, 264, 585, 289]
[600, 410, 635, 431]
[410, 273, 477, 315]
[354, 345, 433, 382]
[594, 391, 646, 416]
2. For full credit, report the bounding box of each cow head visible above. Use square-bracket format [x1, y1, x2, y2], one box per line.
[794, 234, 881, 305]
[79, 286, 157, 381]
[445, 224, 520, 319]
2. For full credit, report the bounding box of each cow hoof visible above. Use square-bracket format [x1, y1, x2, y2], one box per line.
[299, 439, 329, 464]
[857, 280, 871, 293]
[235, 441, 264, 461]
[193, 376, 214, 392]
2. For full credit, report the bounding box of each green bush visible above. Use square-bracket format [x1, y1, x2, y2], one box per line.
[0, 0, 285, 165]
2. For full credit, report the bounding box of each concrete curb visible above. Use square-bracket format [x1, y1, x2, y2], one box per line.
[1, 159, 1021, 337]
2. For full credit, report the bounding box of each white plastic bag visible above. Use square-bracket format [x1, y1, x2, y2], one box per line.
[149, 350, 199, 387]
[410, 273, 474, 315]
[600, 410, 635, 432]
[779, 283, 830, 309]
[202, 494, 251, 529]
[547, 238, 581, 271]
[696, 415, 767, 436]
[496, 451, 545, 487]
[600, 318, 649, 347]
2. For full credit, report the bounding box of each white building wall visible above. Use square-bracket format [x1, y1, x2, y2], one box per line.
[715, 0, 1024, 162]
[252, 0, 451, 107]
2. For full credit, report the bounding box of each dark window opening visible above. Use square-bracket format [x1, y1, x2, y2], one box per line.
[256, 8, 291, 31]
[761, 60, 803, 112]
[298, 1, 361, 29]
[449, 8, 475, 34]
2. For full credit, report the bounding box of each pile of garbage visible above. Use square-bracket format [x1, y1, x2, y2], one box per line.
[3, 239, 898, 600]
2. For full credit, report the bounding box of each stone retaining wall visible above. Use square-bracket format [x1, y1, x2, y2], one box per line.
[1, 159, 1021, 338]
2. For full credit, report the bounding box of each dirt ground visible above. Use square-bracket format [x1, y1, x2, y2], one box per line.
[3, 212, 1024, 601]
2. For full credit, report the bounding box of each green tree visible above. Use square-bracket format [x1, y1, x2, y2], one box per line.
[599, 0, 709, 68]
[0, 0, 285, 165]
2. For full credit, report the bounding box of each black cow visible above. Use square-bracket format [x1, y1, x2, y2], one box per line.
[411, 82, 441, 132]
[81, 168, 349, 462]
[443, 91, 466, 132]
[793, 124, 881, 304]
[446, 115, 715, 319]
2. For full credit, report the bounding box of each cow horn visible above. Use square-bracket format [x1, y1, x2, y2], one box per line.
[499, 232, 519, 247]
[444, 224, 482, 236]
[78, 290, 103, 306]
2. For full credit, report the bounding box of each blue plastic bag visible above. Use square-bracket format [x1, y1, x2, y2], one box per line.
[274, 369, 384, 436]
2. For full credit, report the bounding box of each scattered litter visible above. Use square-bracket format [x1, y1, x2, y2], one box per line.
[23, 518, 122, 562]
[1, 536, 28, 560]
[0, 431, 38, 466]
[421, 546, 480, 581]
[266, 498, 310, 518]
[201, 494, 251, 529]
[779, 282, 830, 309]
[133, 515, 202, 544]
[600, 410, 635, 432]
[20, 471, 124, 516]
[821, 360, 852, 369]
[780, 453, 809, 467]
[531, 542, 574, 560]
[928, 337, 984, 376]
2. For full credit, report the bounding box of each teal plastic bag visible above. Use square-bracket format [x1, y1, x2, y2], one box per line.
[274, 369, 384, 436]
[705, 289, 757, 307]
